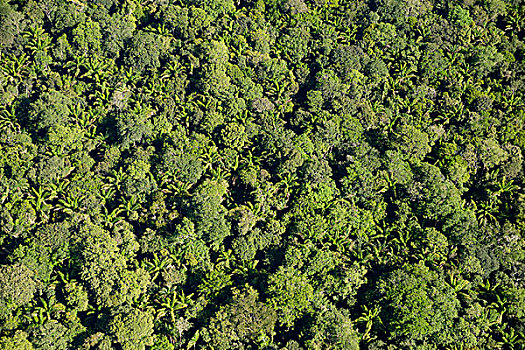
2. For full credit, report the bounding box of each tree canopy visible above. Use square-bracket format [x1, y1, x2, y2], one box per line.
[0, 0, 524, 348]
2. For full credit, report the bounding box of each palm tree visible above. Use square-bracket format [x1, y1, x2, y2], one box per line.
[506, 6, 524, 33]
[80, 54, 114, 83]
[232, 259, 259, 277]
[387, 229, 413, 263]
[471, 199, 498, 226]
[392, 62, 416, 88]
[277, 172, 298, 193]
[109, 167, 125, 191]
[122, 66, 140, 87]
[64, 55, 87, 77]
[337, 24, 358, 45]
[198, 267, 233, 298]
[57, 194, 85, 214]
[155, 288, 194, 323]
[166, 180, 192, 197]
[89, 81, 113, 111]
[447, 271, 470, 294]
[28, 186, 56, 222]
[355, 305, 381, 341]
[162, 59, 183, 80]
[497, 325, 524, 349]
[501, 93, 523, 112]
[23, 25, 52, 55]
[118, 195, 141, 218]
[199, 141, 221, 170]
[101, 207, 124, 228]
[0, 53, 29, 84]
[0, 105, 21, 133]
[226, 34, 248, 58]
[495, 176, 518, 197]
[146, 23, 172, 47]
[142, 252, 173, 282]
[216, 249, 235, 269]
[209, 167, 231, 183]
[97, 185, 116, 205]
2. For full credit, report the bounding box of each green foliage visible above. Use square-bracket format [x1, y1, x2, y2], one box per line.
[187, 179, 231, 250]
[202, 285, 277, 349]
[377, 263, 460, 345]
[62, 281, 89, 312]
[30, 321, 73, 350]
[109, 308, 154, 350]
[406, 162, 463, 220]
[29, 90, 74, 131]
[220, 123, 249, 150]
[268, 266, 315, 328]
[0, 330, 33, 350]
[393, 124, 431, 160]
[449, 5, 473, 27]
[124, 31, 166, 73]
[71, 19, 102, 55]
[0, 263, 38, 317]
[116, 104, 155, 149]
[0, 1, 24, 49]
[0, 0, 523, 348]
[305, 308, 360, 350]
[79, 224, 149, 307]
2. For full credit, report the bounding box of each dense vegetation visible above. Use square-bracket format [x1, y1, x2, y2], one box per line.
[0, 0, 524, 348]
